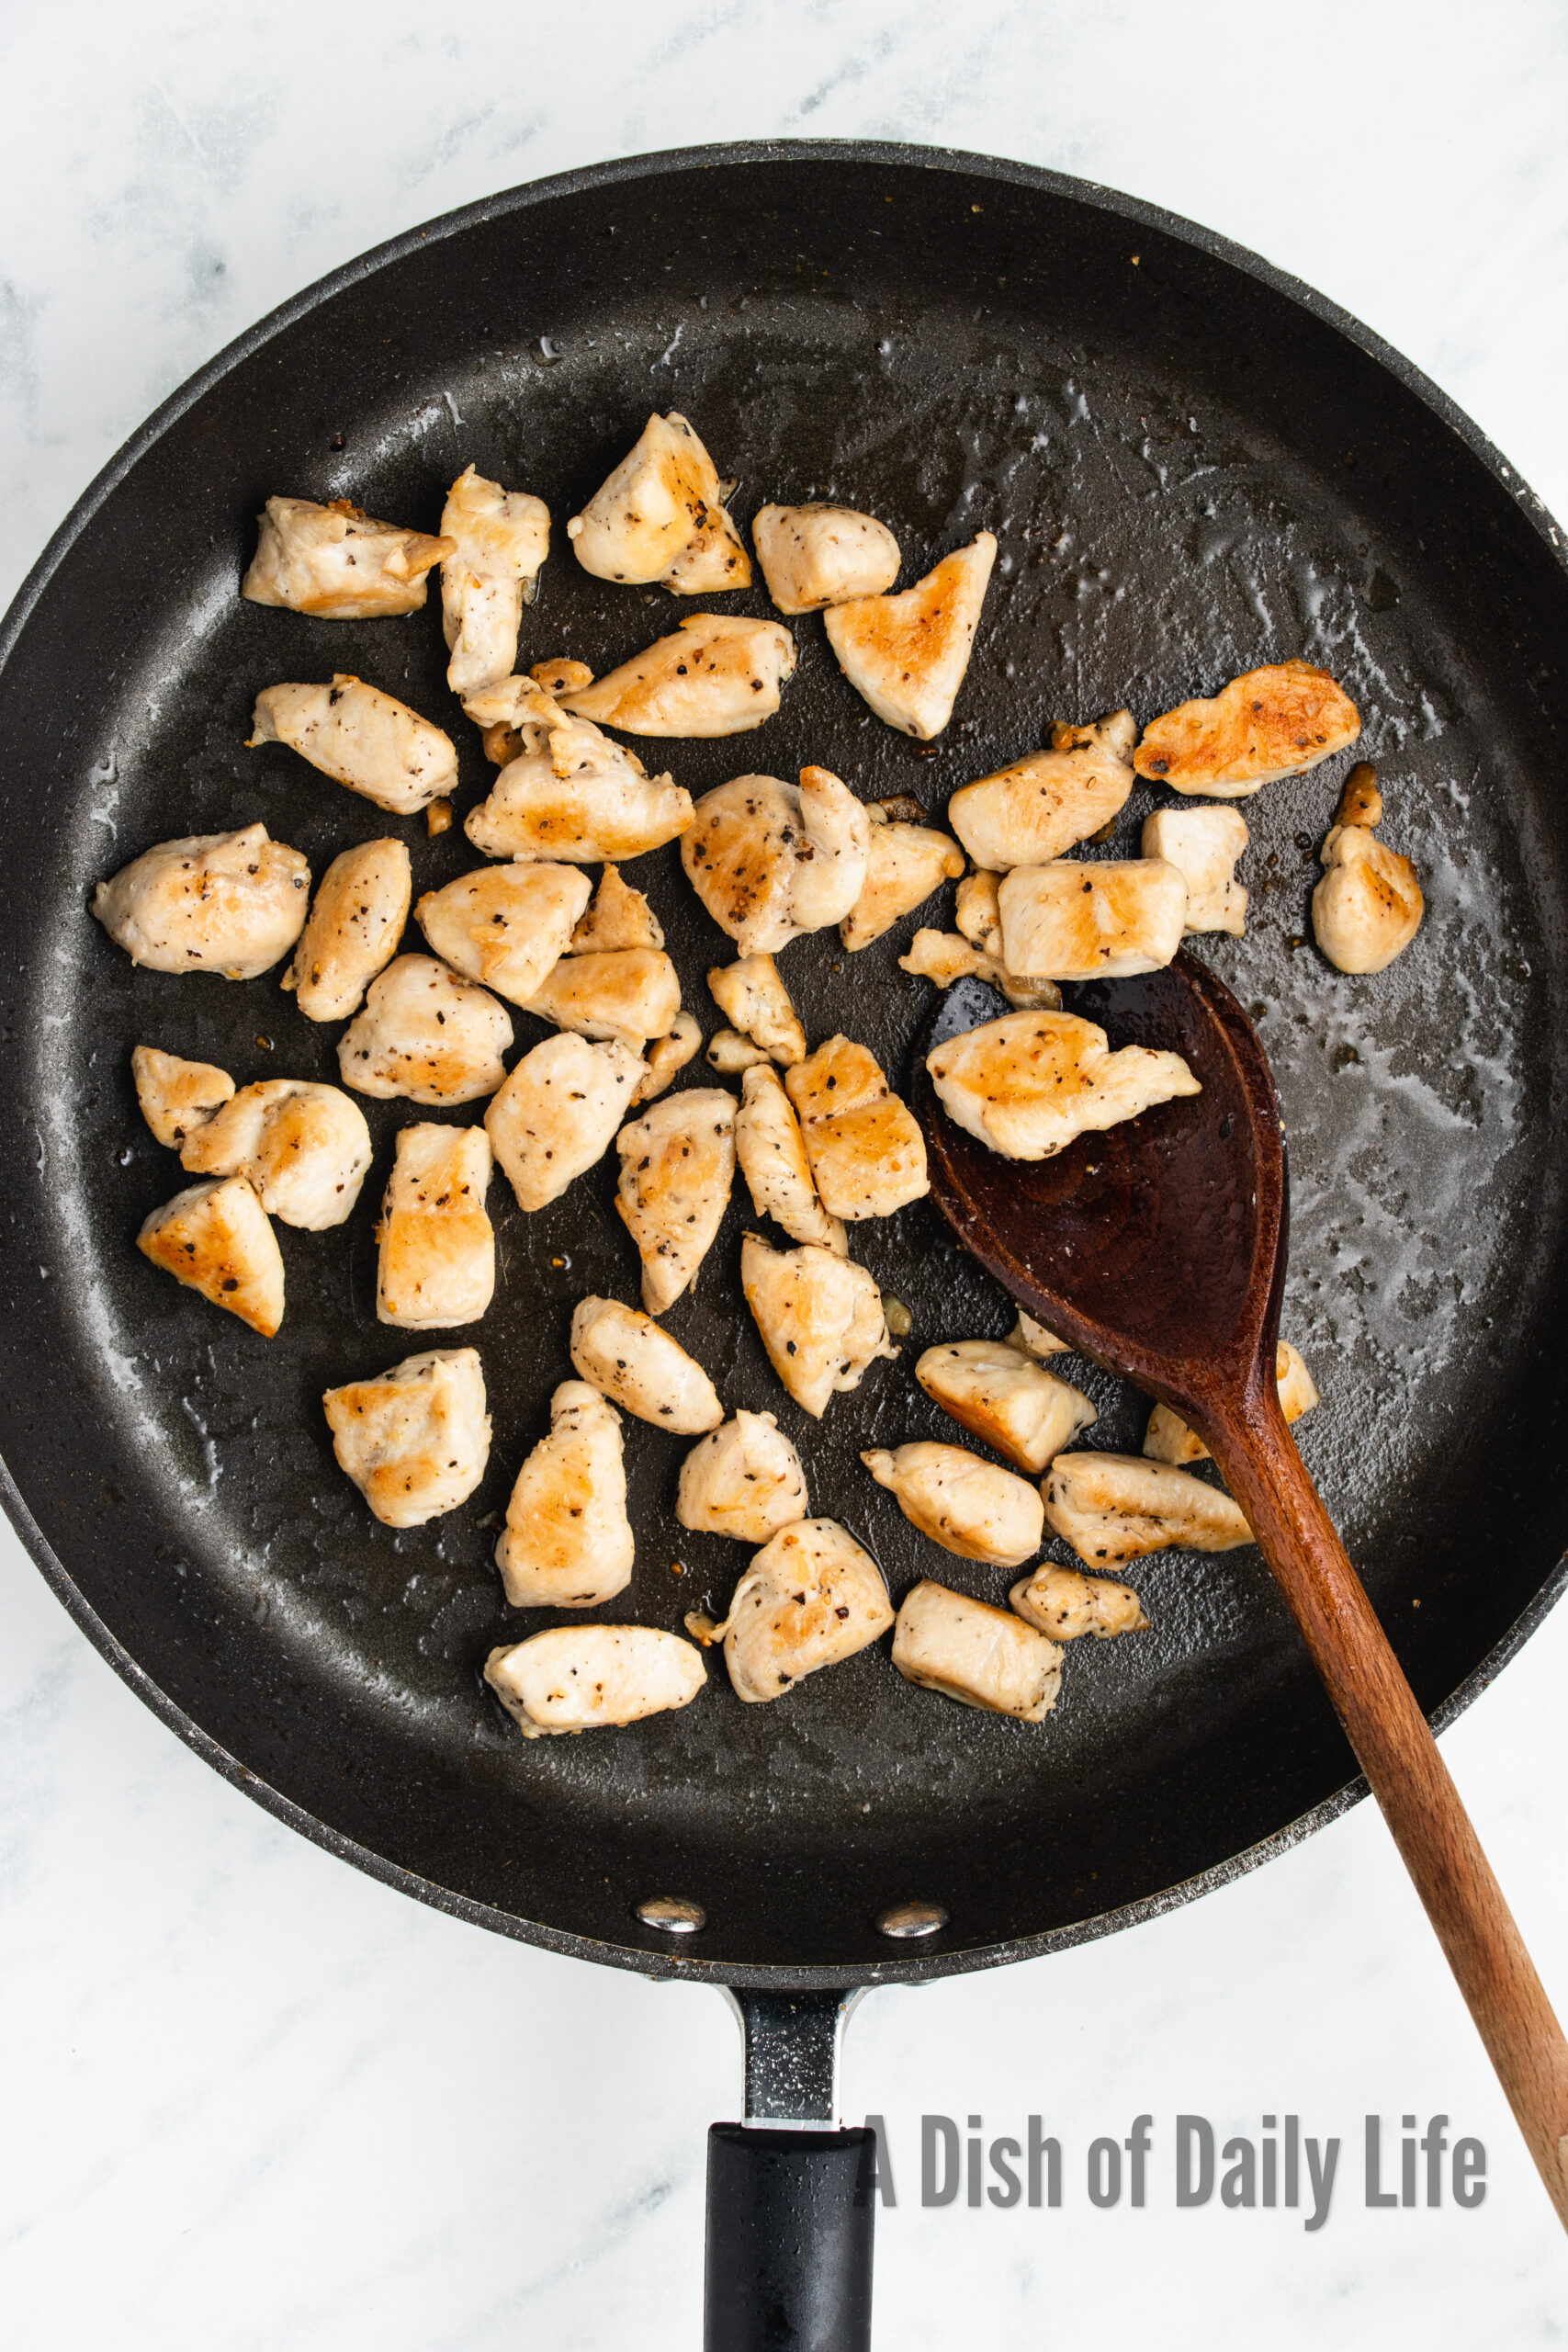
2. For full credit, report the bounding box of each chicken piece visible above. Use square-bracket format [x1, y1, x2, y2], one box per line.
[824, 532, 996, 739]
[1313, 824, 1424, 974]
[376, 1124, 494, 1330]
[415, 863, 591, 1006]
[916, 1340, 1095, 1474]
[1141, 806, 1249, 937]
[249, 676, 457, 815]
[494, 1380, 635, 1607]
[1333, 761, 1383, 831]
[137, 1175, 284, 1336]
[525, 947, 682, 1050]
[701, 1519, 893, 1704]
[735, 1064, 846, 1254]
[93, 824, 310, 980]
[559, 615, 796, 737]
[179, 1080, 372, 1229]
[615, 1088, 736, 1313]
[282, 838, 412, 1022]
[440, 464, 550, 695]
[338, 956, 513, 1106]
[998, 859, 1188, 982]
[897, 928, 1063, 1012]
[740, 1231, 895, 1417]
[1134, 660, 1361, 796]
[784, 1037, 929, 1220]
[241, 493, 452, 619]
[862, 1442, 1043, 1566]
[706, 954, 807, 1065]
[566, 412, 750, 592]
[131, 1046, 233, 1149]
[676, 1410, 809, 1544]
[707, 1030, 769, 1073]
[532, 657, 595, 697]
[891, 1580, 1063, 1720]
[752, 503, 901, 614]
[1010, 1310, 1070, 1358]
[928, 1008, 1200, 1161]
[947, 711, 1137, 870]
[682, 768, 870, 956]
[571, 865, 665, 954]
[1144, 1340, 1319, 1464]
[1010, 1563, 1148, 1642]
[569, 1295, 723, 1433]
[1042, 1451, 1252, 1565]
[634, 1013, 703, 1104]
[485, 1033, 642, 1211]
[322, 1347, 491, 1528]
[486, 1625, 705, 1738]
[955, 867, 1002, 953]
[462, 680, 694, 861]
[840, 811, 965, 951]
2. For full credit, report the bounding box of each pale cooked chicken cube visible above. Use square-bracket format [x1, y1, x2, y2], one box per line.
[131, 1046, 234, 1149]
[707, 953, 807, 1064]
[567, 413, 749, 592]
[462, 682, 694, 861]
[752, 503, 900, 614]
[683, 768, 870, 956]
[571, 865, 665, 953]
[784, 1036, 929, 1220]
[735, 1064, 846, 1254]
[840, 812, 965, 950]
[1141, 805, 1249, 936]
[897, 927, 1063, 1012]
[891, 1580, 1062, 1720]
[1042, 1451, 1252, 1565]
[740, 1231, 895, 1417]
[560, 615, 796, 737]
[1313, 823, 1424, 973]
[676, 1410, 809, 1544]
[824, 532, 996, 739]
[1010, 1563, 1148, 1642]
[615, 1088, 736, 1314]
[947, 711, 1136, 870]
[525, 946, 682, 1051]
[1145, 1340, 1319, 1464]
[486, 1625, 705, 1738]
[998, 859, 1188, 981]
[634, 1012, 702, 1103]
[1010, 1310, 1071, 1358]
[1134, 660, 1361, 796]
[531, 656, 596, 698]
[93, 824, 310, 980]
[862, 1442, 1043, 1566]
[702, 1518, 893, 1704]
[440, 464, 550, 695]
[485, 1033, 642, 1211]
[179, 1080, 372, 1229]
[415, 863, 591, 1006]
[708, 1030, 769, 1073]
[928, 1009, 1200, 1161]
[249, 676, 457, 815]
[569, 1295, 722, 1433]
[915, 1340, 1095, 1474]
[494, 1380, 635, 1607]
[241, 494, 452, 619]
[322, 1347, 491, 1528]
[137, 1175, 284, 1336]
[377, 1124, 495, 1330]
[283, 837, 412, 1022]
[338, 956, 513, 1105]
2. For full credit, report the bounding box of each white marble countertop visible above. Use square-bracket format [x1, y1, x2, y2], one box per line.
[3, 5, 1566, 2343]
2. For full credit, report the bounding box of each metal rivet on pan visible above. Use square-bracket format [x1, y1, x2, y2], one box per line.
[636, 1895, 706, 1935]
[875, 1901, 948, 1940]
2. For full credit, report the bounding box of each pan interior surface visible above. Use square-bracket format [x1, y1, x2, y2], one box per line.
[4, 149, 1567, 1980]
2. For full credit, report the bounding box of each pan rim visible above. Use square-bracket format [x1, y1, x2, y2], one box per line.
[4, 136, 1565, 1990]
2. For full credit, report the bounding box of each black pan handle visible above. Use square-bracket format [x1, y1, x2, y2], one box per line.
[705, 1990, 874, 2352]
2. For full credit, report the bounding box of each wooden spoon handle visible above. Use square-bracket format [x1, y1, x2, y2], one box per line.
[1208, 1387, 1568, 2231]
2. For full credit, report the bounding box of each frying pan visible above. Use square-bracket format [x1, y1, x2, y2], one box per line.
[4, 140, 1568, 2346]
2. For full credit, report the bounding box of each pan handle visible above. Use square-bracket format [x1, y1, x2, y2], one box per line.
[705, 1989, 875, 2352]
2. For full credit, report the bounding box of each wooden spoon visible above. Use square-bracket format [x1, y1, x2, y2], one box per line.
[914, 952, 1568, 2229]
